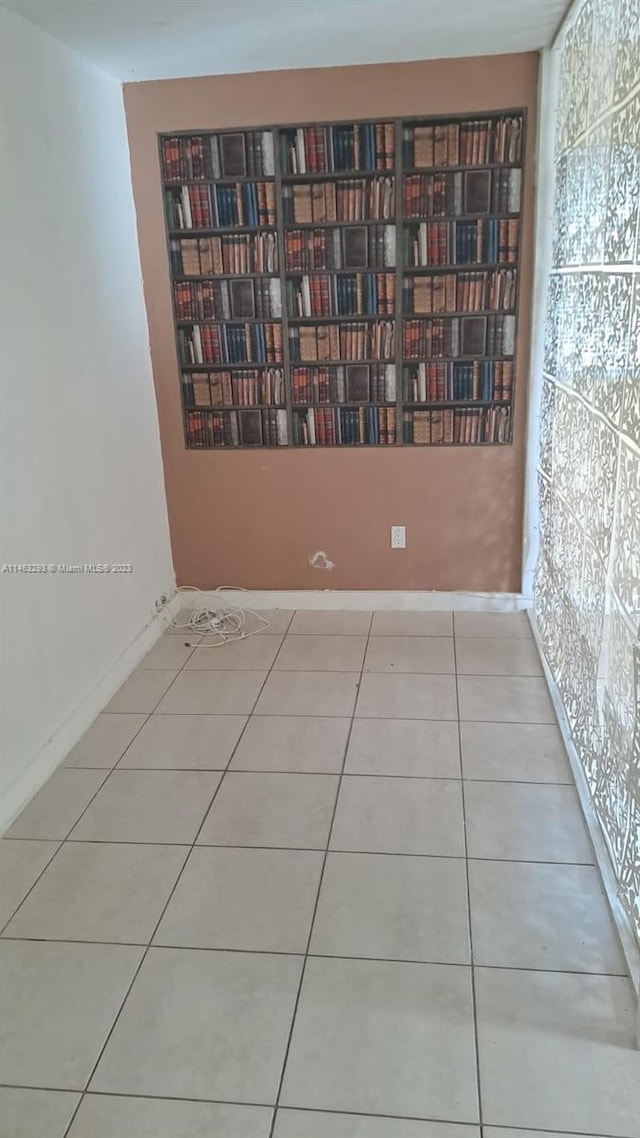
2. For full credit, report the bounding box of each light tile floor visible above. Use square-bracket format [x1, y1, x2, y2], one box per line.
[0, 609, 637, 1138]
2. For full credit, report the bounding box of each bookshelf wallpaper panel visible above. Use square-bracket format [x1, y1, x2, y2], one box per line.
[534, 0, 640, 942]
[160, 112, 524, 449]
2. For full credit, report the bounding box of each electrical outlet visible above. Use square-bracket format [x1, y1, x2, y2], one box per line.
[391, 525, 406, 549]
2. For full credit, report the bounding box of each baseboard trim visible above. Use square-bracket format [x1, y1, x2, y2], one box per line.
[529, 612, 640, 1016]
[190, 589, 531, 613]
[0, 593, 182, 835]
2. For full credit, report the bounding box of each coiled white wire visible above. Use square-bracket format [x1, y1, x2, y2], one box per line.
[165, 586, 269, 648]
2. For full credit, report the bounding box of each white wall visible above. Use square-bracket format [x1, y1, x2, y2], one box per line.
[0, 7, 175, 828]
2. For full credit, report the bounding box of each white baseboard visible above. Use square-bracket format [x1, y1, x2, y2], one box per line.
[528, 613, 640, 1017]
[0, 593, 182, 835]
[189, 589, 531, 613]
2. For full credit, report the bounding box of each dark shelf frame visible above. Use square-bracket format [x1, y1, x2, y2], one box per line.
[402, 211, 519, 222]
[288, 358, 396, 367]
[401, 308, 516, 318]
[291, 401, 397, 409]
[160, 107, 525, 449]
[288, 314, 395, 325]
[184, 403, 287, 411]
[403, 161, 521, 174]
[404, 261, 517, 273]
[177, 318, 283, 326]
[168, 225, 277, 237]
[173, 272, 281, 282]
[181, 361, 283, 371]
[282, 218, 395, 229]
[164, 176, 276, 187]
[281, 169, 396, 183]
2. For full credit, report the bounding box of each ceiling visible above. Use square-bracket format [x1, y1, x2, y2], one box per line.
[2, 0, 569, 82]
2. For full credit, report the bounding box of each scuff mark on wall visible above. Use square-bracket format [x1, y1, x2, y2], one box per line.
[309, 551, 335, 571]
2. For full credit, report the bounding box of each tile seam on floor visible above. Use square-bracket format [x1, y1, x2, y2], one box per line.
[0, 1083, 634, 1138]
[453, 629, 484, 1131]
[144, 712, 558, 723]
[124, 668, 545, 679]
[0, 936, 627, 977]
[59, 626, 289, 1138]
[2, 836, 597, 865]
[102, 652, 189, 716]
[3, 631, 201, 924]
[65, 634, 201, 843]
[275, 1106, 631, 1137]
[110, 706, 165, 770]
[0, 841, 63, 937]
[2, 610, 590, 1132]
[250, 668, 544, 676]
[267, 610, 375, 1138]
[0, 761, 117, 929]
[39, 767, 574, 785]
[67, 709, 152, 772]
[0, 1083, 274, 1109]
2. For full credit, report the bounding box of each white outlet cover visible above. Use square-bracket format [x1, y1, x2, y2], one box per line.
[391, 526, 406, 549]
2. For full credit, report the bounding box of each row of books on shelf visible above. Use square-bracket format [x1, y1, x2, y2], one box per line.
[162, 131, 275, 182]
[404, 218, 519, 266]
[281, 124, 395, 176]
[174, 278, 282, 321]
[404, 360, 513, 403]
[185, 408, 288, 448]
[170, 233, 278, 276]
[403, 168, 521, 218]
[169, 263, 515, 322]
[180, 361, 512, 409]
[287, 273, 395, 318]
[183, 368, 286, 408]
[291, 363, 396, 405]
[184, 404, 512, 447]
[169, 218, 516, 275]
[282, 177, 395, 224]
[401, 116, 523, 169]
[178, 315, 514, 365]
[165, 181, 276, 230]
[289, 320, 395, 362]
[402, 404, 512, 445]
[284, 225, 395, 271]
[403, 314, 515, 359]
[178, 322, 283, 365]
[293, 406, 396, 446]
[163, 116, 523, 186]
[403, 269, 516, 313]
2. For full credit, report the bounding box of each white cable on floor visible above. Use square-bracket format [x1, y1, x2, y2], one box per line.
[165, 585, 270, 648]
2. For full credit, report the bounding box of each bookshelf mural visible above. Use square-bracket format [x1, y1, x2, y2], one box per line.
[534, 0, 640, 942]
[160, 112, 524, 448]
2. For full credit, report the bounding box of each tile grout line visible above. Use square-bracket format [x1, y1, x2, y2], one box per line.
[0, 842, 63, 938]
[0, 761, 118, 937]
[0, 842, 598, 866]
[155, 667, 544, 678]
[0, 632, 207, 936]
[267, 610, 374, 1137]
[453, 622, 485, 1132]
[66, 708, 153, 770]
[60, 612, 296, 1138]
[0, 933, 628, 978]
[40, 767, 576, 786]
[2, 611, 594, 1129]
[2, 1083, 634, 1138]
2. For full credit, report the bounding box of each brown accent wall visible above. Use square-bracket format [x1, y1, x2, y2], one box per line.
[124, 54, 538, 591]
